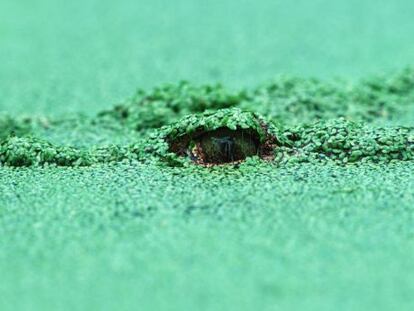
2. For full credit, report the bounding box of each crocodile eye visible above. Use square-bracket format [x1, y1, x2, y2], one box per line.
[190, 128, 259, 164]
[165, 109, 279, 166]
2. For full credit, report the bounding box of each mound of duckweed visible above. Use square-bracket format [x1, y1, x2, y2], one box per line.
[0, 136, 145, 167]
[0, 115, 34, 139]
[241, 67, 414, 125]
[99, 67, 414, 129]
[277, 119, 414, 164]
[1, 68, 414, 167]
[98, 81, 246, 130]
[144, 108, 281, 165]
[1, 110, 413, 167]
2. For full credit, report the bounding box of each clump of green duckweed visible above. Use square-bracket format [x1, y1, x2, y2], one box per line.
[276, 118, 414, 164]
[239, 77, 349, 125]
[98, 81, 246, 130]
[241, 67, 414, 125]
[0, 136, 88, 167]
[98, 67, 414, 130]
[0, 115, 34, 139]
[0, 136, 147, 167]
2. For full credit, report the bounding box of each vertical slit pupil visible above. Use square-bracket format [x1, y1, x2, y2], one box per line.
[212, 136, 235, 162]
[188, 128, 259, 164]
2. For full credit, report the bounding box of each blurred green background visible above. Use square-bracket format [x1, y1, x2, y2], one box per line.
[1, 0, 414, 115]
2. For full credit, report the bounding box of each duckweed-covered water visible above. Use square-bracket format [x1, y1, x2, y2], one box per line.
[2, 1, 414, 310]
